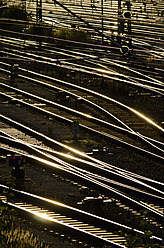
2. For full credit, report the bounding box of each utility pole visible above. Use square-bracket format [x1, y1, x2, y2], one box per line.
[117, 0, 122, 44]
[21, 0, 26, 18]
[126, 0, 132, 48]
[36, 0, 42, 22]
[36, 0, 42, 49]
[101, 0, 104, 44]
[21, 0, 27, 45]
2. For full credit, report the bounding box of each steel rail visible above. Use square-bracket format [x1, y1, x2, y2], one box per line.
[1, 64, 164, 155]
[0, 36, 163, 81]
[0, 27, 162, 85]
[1, 132, 163, 200]
[1, 181, 163, 235]
[0, 78, 164, 152]
[35, 43, 163, 85]
[0, 64, 152, 134]
[17, 68, 164, 133]
[1, 121, 164, 190]
[0, 81, 146, 135]
[2, 47, 164, 91]
[25, 2, 164, 32]
[1, 15, 163, 48]
[1, 59, 164, 155]
[97, 58, 164, 86]
[1, 33, 163, 58]
[0, 144, 163, 223]
[0, 79, 164, 157]
[1, 91, 164, 165]
[3, 46, 163, 92]
[75, 60, 164, 91]
[0, 3, 163, 39]
[0, 112, 163, 190]
[33, 146, 164, 192]
[0, 1, 163, 77]
[2, 135, 163, 202]
[1, 115, 163, 191]
[52, 0, 164, 78]
[37, 3, 163, 49]
[0, 184, 162, 246]
[55, 57, 164, 88]
[0, 48, 162, 87]
[26, 143, 164, 189]
[85, 58, 164, 88]
[0, 192, 127, 247]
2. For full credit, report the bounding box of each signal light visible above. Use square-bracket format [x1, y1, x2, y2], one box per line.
[123, 11, 132, 18]
[120, 45, 129, 54]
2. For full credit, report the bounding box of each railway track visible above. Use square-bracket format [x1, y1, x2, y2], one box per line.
[0, 48, 163, 161]
[0, 142, 163, 246]
[0, 1, 163, 246]
[0, 184, 162, 247]
[1, 113, 163, 190]
[8, 0, 163, 41]
[0, 77, 163, 244]
[0, 66, 164, 163]
[0, 55, 163, 123]
[1, 130, 164, 204]
[0, 115, 163, 221]
[0, 29, 163, 86]
[0, 34, 163, 83]
[0, 16, 163, 70]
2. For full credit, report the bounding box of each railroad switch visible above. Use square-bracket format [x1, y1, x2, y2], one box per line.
[56, 91, 70, 102]
[92, 146, 109, 155]
[120, 45, 129, 55]
[78, 196, 104, 206]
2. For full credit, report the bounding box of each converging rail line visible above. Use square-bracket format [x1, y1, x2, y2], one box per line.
[0, 184, 163, 247]
[0, 62, 164, 160]
[1, 82, 164, 164]
[0, 2, 163, 246]
[0, 116, 163, 223]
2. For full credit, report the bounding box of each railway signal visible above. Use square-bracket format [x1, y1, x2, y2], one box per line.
[123, 11, 132, 19]
[118, 0, 132, 47]
[9, 155, 26, 179]
[120, 45, 129, 54]
[36, 0, 42, 22]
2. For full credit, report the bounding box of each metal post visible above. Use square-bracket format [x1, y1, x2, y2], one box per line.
[21, 0, 26, 18]
[126, 0, 132, 48]
[162, 209, 164, 246]
[21, 0, 27, 45]
[36, 0, 42, 49]
[36, 0, 42, 22]
[52, 0, 164, 77]
[117, 0, 122, 44]
[101, 0, 104, 43]
[39, 0, 42, 22]
[36, 0, 38, 22]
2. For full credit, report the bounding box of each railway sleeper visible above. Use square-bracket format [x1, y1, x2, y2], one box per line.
[0, 192, 162, 246]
